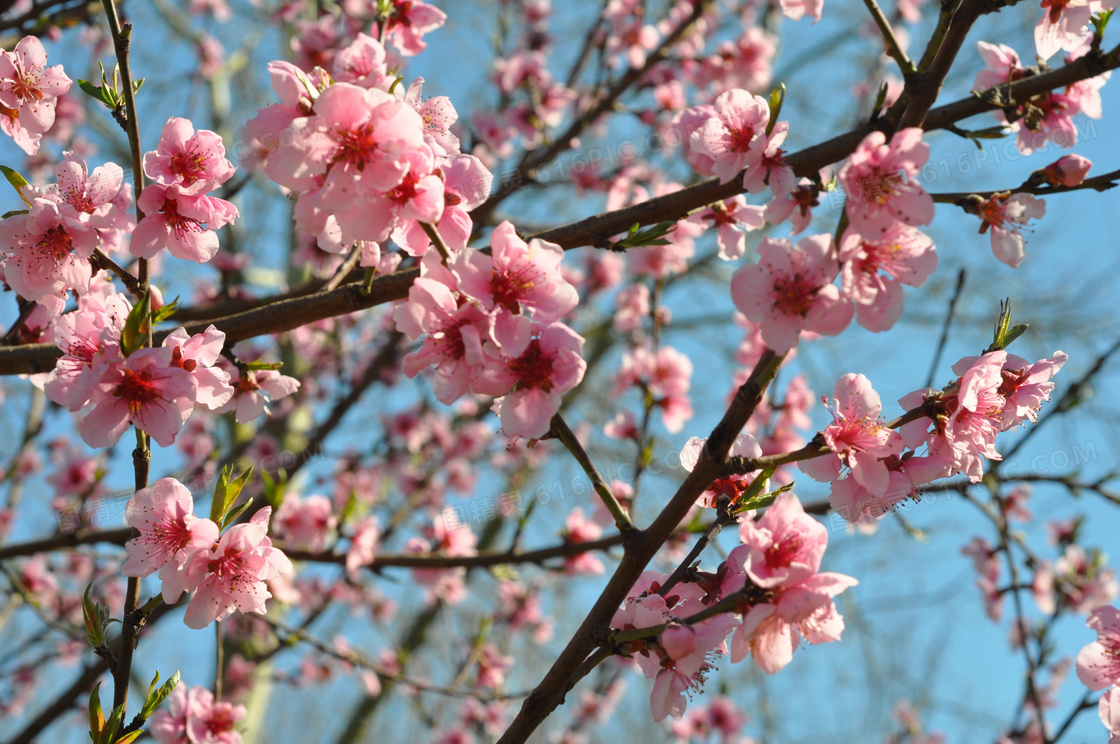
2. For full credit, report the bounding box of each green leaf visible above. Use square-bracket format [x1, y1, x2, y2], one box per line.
[210, 465, 254, 525]
[139, 669, 179, 720]
[221, 498, 254, 530]
[82, 584, 111, 648]
[1003, 323, 1029, 349]
[88, 683, 105, 742]
[734, 481, 795, 515]
[0, 164, 33, 207]
[245, 360, 283, 371]
[2, 209, 28, 219]
[872, 80, 889, 117]
[261, 469, 287, 511]
[120, 290, 151, 357]
[131, 78, 145, 95]
[100, 704, 126, 744]
[612, 220, 677, 250]
[113, 732, 143, 744]
[151, 297, 180, 324]
[766, 82, 786, 135]
[77, 79, 112, 106]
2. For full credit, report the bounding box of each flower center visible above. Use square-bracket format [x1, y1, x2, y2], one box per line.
[113, 368, 161, 413]
[508, 339, 555, 392]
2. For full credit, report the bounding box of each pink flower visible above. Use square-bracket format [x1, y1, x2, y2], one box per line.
[150, 685, 246, 744]
[799, 374, 904, 496]
[80, 347, 197, 448]
[764, 178, 820, 235]
[650, 668, 691, 722]
[613, 284, 650, 334]
[730, 234, 853, 353]
[828, 452, 950, 527]
[180, 507, 293, 629]
[689, 90, 776, 185]
[972, 192, 1045, 269]
[900, 352, 1009, 482]
[731, 492, 828, 589]
[730, 572, 857, 672]
[837, 128, 934, 236]
[0, 35, 72, 154]
[377, 0, 447, 56]
[162, 325, 234, 411]
[132, 184, 239, 263]
[454, 221, 578, 353]
[838, 224, 937, 332]
[393, 154, 493, 254]
[562, 507, 604, 574]
[477, 322, 587, 439]
[221, 367, 301, 424]
[394, 255, 494, 404]
[998, 351, 1067, 429]
[50, 152, 133, 237]
[781, 0, 826, 22]
[974, 41, 1022, 92]
[122, 477, 219, 599]
[1076, 606, 1120, 690]
[346, 516, 380, 575]
[378, 143, 445, 228]
[693, 196, 765, 260]
[273, 493, 336, 552]
[0, 197, 99, 315]
[614, 345, 694, 432]
[332, 33, 389, 90]
[405, 77, 461, 156]
[1099, 686, 1120, 744]
[1044, 153, 1092, 186]
[143, 117, 236, 195]
[38, 283, 130, 409]
[1035, 0, 1095, 61]
[680, 432, 762, 509]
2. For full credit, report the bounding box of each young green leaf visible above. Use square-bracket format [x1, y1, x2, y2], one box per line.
[139, 669, 180, 720]
[210, 465, 254, 525]
[88, 682, 105, 742]
[0, 164, 33, 207]
[766, 82, 786, 134]
[120, 290, 151, 357]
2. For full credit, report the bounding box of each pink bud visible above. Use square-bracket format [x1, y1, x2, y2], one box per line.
[1044, 154, 1092, 187]
[661, 624, 698, 660]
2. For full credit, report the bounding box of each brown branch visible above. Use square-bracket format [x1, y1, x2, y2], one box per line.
[496, 349, 786, 744]
[471, 0, 713, 226]
[1, 49, 1117, 378]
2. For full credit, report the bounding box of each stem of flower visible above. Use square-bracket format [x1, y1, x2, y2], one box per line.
[549, 413, 637, 535]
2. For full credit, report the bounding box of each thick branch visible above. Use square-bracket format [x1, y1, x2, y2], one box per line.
[1, 50, 1117, 377]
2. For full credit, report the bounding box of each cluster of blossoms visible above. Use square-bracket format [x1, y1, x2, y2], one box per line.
[0, 36, 72, 155]
[614, 345, 695, 433]
[0, 152, 133, 315]
[898, 349, 1067, 482]
[795, 349, 1065, 526]
[29, 278, 230, 447]
[720, 128, 940, 352]
[150, 683, 247, 744]
[0, 104, 238, 315]
[133, 116, 239, 263]
[973, 40, 1109, 157]
[393, 222, 585, 439]
[1032, 0, 1118, 61]
[122, 477, 293, 629]
[612, 494, 855, 721]
[246, 31, 492, 265]
[1076, 605, 1120, 742]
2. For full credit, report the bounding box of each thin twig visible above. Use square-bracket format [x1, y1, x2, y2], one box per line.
[925, 268, 966, 389]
